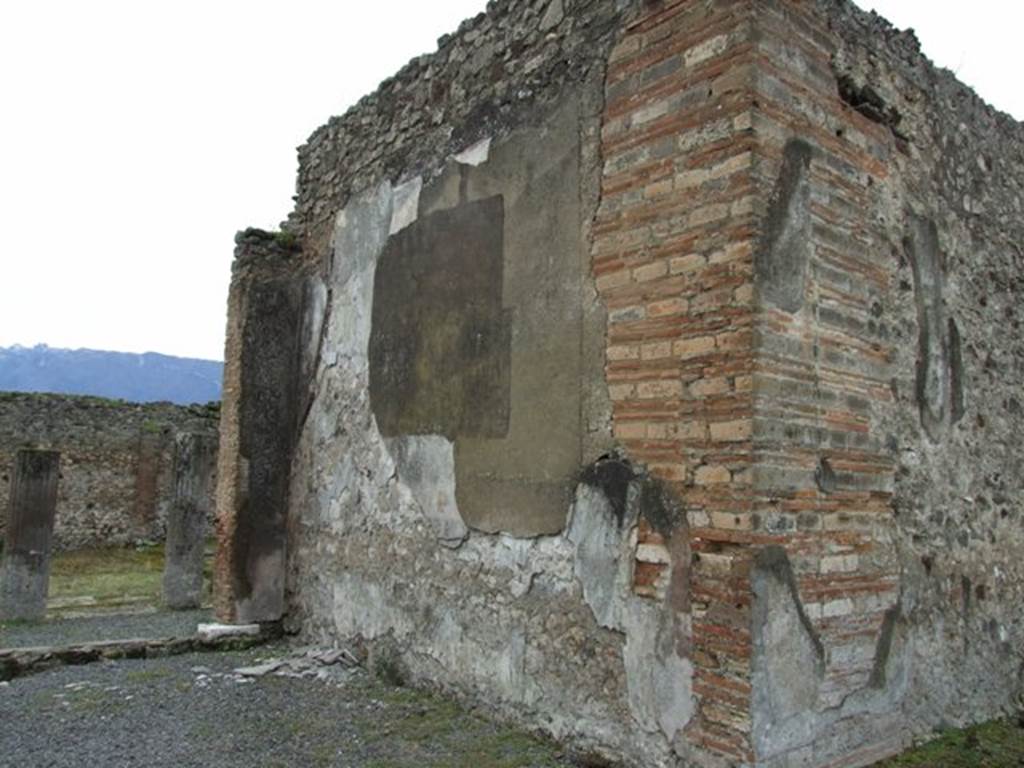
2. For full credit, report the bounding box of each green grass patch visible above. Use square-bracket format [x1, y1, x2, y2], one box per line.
[880, 719, 1024, 767]
[45, 542, 214, 616]
[354, 680, 566, 768]
[48, 546, 165, 612]
[124, 667, 173, 684]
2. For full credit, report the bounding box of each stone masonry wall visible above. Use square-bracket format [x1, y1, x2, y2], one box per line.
[268, 2, 770, 764]
[272, 2, 718, 765]
[0, 393, 219, 551]
[287, 0, 628, 256]
[745, 2, 1024, 766]
[219, 1, 1024, 767]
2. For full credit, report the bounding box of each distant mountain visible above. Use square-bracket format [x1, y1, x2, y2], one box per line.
[0, 345, 223, 405]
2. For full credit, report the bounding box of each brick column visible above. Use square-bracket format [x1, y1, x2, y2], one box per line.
[130, 429, 164, 541]
[745, 3, 902, 766]
[0, 450, 60, 621]
[595, 1, 759, 762]
[214, 230, 306, 624]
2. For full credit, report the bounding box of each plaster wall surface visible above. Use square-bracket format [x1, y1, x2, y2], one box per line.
[0, 393, 219, 551]
[285, 89, 697, 762]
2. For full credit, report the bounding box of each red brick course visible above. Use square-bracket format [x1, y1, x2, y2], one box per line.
[597, 1, 759, 760]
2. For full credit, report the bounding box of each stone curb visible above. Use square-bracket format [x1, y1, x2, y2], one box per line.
[0, 625, 279, 683]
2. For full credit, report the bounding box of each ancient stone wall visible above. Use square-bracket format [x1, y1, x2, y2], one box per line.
[0, 393, 220, 551]
[220, 1, 1024, 766]
[745, 3, 1024, 765]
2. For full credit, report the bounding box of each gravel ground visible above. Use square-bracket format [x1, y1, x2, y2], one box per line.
[0, 642, 579, 768]
[0, 609, 212, 649]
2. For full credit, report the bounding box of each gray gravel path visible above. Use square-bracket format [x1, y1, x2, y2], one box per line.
[0, 609, 211, 649]
[0, 642, 579, 768]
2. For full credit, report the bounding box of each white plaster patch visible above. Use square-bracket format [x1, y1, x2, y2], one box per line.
[453, 136, 492, 166]
[300, 181, 410, 539]
[389, 176, 422, 235]
[300, 276, 329, 388]
[496, 631, 527, 700]
[751, 556, 825, 757]
[321, 181, 394, 369]
[303, 277, 328, 363]
[566, 484, 633, 629]
[566, 482, 695, 740]
[421, 610, 530, 705]
[331, 573, 413, 640]
[622, 601, 695, 740]
[386, 435, 468, 546]
[653, 648, 696, 741]
[330, 181, 394, 292]
[453, 530, 576, 597]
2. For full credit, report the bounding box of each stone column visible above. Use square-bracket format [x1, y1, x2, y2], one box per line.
[0, 450, 60, 621]
[163, 432, 216, 610]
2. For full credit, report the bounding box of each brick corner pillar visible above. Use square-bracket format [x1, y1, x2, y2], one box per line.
[130, 428, 166, 542]
[213, 229, 307, 625]
[0, 449, 61, 621]
[597, 2, 907, 764]
[743, 3, 903, 767]
[163, 431, 217, 610]
[595, 1, 760, 763]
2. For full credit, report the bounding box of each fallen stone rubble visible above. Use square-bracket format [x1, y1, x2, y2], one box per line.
[235, 646, 360, 677]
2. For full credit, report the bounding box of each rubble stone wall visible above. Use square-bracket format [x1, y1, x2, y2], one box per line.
[745, 3, 1024, 766]
[0, 393, 220, 551]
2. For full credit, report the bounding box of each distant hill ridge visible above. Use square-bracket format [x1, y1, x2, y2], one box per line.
[0, 345, 223, 405]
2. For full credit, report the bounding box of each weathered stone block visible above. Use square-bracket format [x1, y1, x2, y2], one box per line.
[164, 432, 217, 610]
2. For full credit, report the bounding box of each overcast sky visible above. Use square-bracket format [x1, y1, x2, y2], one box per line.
[1, 1, 1020, 362]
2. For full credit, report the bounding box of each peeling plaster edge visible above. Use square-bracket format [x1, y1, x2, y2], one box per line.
[453, 136, 492, 166]
[389, 176, 423, 235]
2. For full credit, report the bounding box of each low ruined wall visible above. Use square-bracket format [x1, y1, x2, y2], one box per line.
[0, 393, 219, 551]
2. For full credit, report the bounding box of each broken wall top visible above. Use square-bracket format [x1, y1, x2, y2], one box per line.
[285, 0, 1024, 253]
[288, 0, 634, 245]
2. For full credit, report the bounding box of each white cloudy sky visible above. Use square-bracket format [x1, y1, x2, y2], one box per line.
[0, 1, 1020, 361]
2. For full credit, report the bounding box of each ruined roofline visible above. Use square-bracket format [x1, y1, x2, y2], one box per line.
[821, 0, 1023, 133]
[301, 0, 1024, 160]
[295, 0, 616, 151]
[287, 0, 632, 234]
[282, 0, 1023, 240]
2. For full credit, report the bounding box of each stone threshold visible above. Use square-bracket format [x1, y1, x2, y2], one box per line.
[0, 622, 279, 682]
